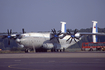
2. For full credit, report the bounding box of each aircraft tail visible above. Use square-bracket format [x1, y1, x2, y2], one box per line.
[60, 21, 66, 33]
[92, 21, 98, 43]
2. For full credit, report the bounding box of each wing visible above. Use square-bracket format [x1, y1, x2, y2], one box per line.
[79, 32, 105, 36]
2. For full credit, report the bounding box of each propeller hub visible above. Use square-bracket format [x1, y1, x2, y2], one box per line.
[7, 36, 11, 38]
[71, 35, 75, 38]
[54, 35, 58, 37]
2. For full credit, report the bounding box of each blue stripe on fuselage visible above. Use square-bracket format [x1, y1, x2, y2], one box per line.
[96, 23, 98, 42]
[64, 24, 66, 33]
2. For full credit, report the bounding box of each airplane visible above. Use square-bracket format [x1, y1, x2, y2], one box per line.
[0, 21, 105, 53]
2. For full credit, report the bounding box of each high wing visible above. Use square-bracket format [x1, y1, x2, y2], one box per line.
[78, 32, 105, 36]
[65, 21, 105, 43]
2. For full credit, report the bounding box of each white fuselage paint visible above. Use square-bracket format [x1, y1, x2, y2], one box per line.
[16, 32, 82, 50]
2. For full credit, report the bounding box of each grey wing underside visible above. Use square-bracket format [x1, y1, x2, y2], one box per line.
[79, 32, 105, 36]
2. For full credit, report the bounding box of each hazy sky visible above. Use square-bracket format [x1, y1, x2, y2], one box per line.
[0, 0, 105, 32]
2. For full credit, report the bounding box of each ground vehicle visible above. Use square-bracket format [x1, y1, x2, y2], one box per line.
[81, 42, 105, 51]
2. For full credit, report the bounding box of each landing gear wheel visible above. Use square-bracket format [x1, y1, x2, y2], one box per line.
[60, 50, 62, 52]
[63, 48, 65, 52]
[25, 49, 30, 53]
[51, 49, 55, 52]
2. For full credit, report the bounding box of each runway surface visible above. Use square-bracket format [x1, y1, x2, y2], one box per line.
[0, 52, 105, 70]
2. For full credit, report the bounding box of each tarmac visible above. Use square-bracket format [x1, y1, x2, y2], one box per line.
[0, 52, 105, 70]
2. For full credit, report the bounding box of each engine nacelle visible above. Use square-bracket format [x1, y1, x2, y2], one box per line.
[18, 44, 24, 48]
[75, 33, 81, 37]
[43, 43, 54, 49]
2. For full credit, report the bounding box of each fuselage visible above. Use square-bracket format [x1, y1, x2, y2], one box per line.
[16, 32, 82, 50]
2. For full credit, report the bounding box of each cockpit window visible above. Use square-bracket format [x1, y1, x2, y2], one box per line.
[18, 34, 30, 39]
[18, 35, 25, 39]
[18, 35, 22, 39]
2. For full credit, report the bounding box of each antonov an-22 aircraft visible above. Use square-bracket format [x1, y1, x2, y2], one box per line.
[1, 21, 105, 52]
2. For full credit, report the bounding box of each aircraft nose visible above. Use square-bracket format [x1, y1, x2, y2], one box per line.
[16, 39, 21, 43]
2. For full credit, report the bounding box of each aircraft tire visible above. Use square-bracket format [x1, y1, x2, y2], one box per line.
[51, 49, 55, 52]
[60, 50, 62, 52]
[63, 48, 65, 52]
[25, 49, 30, 53]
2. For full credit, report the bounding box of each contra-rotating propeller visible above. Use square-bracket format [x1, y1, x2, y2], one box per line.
[66, 29, 80, 43]
[50, 29, 62, 43]
[2, 29, 14, 45]
[2, 28, 26, 45]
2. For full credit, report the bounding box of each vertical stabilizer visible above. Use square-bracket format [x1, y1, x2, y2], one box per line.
[92, 21, 98, 43]
[60, 21, 66, 33]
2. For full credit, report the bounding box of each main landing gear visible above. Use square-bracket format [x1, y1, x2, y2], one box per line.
[51, 48, 65, 52]
[25, 49, 30, 53]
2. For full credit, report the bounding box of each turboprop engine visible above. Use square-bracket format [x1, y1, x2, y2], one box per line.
[43, 43, 54, 49]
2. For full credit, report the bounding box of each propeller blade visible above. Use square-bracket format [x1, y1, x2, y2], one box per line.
[50, 37, 54, 40]
[74, 38, 77, 42]
[22, 28, 25, 33]
[75, 37, 79, 40]
[10, 29, 12, 35]
[8, 39, 10, 45]
[53, 29, 56, 34]
[66, 37, 71, 42]
[74, 29, 78, 34]
[51, 29, 56, 34]
[69, 39, 72, 43]
[7, 29, 9, 35]
[54, 28, 56, 32]
[51, 29, 54, 33]
[56, 38, 60, 43]
[67, 29, 71, 35]
[57, 30, 61, 35]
